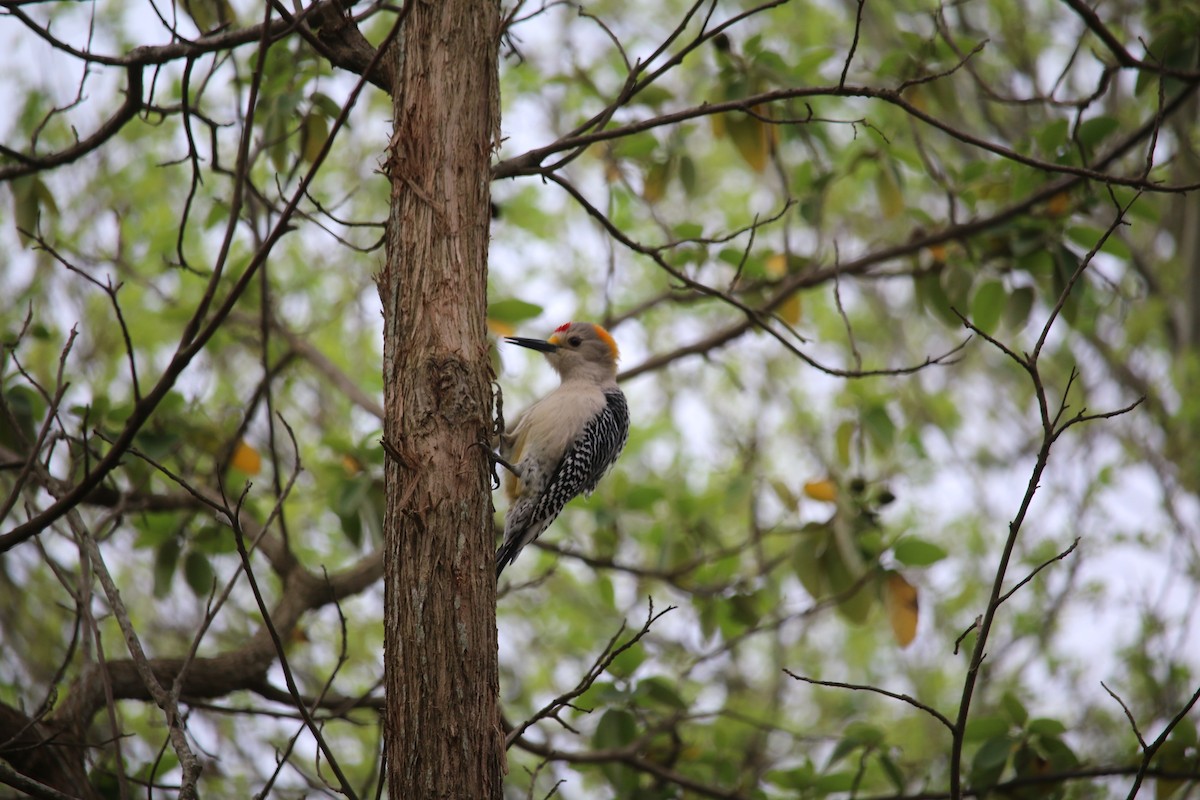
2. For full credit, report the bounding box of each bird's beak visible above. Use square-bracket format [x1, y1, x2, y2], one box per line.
[505, 336, 559, 353]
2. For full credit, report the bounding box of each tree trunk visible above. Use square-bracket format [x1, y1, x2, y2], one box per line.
[379, 1, 502, 797]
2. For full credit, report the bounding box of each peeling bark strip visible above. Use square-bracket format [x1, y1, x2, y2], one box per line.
[379, 0, 503, 797]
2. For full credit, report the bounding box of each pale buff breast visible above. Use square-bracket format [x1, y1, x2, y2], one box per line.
[502, 381, 608, 501]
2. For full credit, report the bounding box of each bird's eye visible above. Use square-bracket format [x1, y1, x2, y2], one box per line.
[568, 336, 583, 347]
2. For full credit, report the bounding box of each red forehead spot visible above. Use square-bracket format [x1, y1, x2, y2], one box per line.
[554, 322, 572, 333]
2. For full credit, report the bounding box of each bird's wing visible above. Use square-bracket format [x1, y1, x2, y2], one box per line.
[497, 390, 628, 577]
[529, 389, 630, 523]
[500, 413, 529, 501]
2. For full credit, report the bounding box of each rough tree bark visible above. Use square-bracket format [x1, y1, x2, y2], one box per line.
[378, 0, 503, 797]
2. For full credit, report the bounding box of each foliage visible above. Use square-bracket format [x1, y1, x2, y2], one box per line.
[2, 0, 1199, 798]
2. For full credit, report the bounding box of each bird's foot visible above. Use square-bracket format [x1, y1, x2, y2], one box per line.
[472, 441, 520, 489]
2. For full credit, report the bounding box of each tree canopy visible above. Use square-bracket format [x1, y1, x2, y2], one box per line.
[1, 0, 1199, 798]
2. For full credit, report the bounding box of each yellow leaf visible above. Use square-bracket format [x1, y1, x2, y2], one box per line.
[1046, 191, 1071, 218]
[769, 478, 797, 509]
[603, 159, 623, 184]
[341, 454, 363, 476]
[727, 109, 771, 172]
[928, 243, 947, 264]
[875, 167, 904, 219]
[906, 85, 927, 113]
[777, 293, 802, 325]
[230, 440, 261, 475]
[803, 479, 838, 503]
[885, 571, 919, 647]
[300, 112, 328, 165]
[764, 253, 788, 277]
[710, 113, 726, 138]
[487, 318, 516, 337]
[643, 161, 670, 203]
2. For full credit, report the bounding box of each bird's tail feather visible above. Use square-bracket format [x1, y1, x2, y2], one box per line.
[495, 538, 520, 578]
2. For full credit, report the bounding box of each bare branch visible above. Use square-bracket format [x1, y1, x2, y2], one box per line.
[1101, 681, 1147, 750]
[784, 670, 955, 732]
[0, 9, 403, 553]
[995, 537, 1080, 607]
[506, 599, 676, 748]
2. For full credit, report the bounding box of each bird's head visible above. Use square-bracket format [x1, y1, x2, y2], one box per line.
[506, 322, 620, 382]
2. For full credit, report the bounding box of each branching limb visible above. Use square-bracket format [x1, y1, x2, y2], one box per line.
[547, 170, 968, 380]
[947, 197, 1147, 798]
[0, 6, 402, 553]
[995, 537, 1080, 608]
[505, 599, 676, 748]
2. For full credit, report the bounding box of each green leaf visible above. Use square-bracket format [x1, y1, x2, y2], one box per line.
[728, 590, 764, 627]
[970, 734, 1013, 790]
[1035, 118, 1069, 156]
[861, 405, 895, 451]
[915, 271, 959, 327]
[793, 522, 830, 600]
[336, 474, 371, 546]
[1035, 734, 1079, 770]
[593, 709, 638, 749]
[154, 539, 181, 598]
[974, 734, 1014, 769]
[823, 547, 875, 624]
[183, 550, 214, 596]
[132, 513, 180, 550]
[2, 385, 43, 448]
[10, 174, 55, 244]
[623, 484, 664, 511]
[835, 420, 855, 466]
[339, 509, 363, 548]
[635, 677, 688, 711]
[310, 91, 343, 120]
[765, 764, 816, 789]
[1067, 224, 1131, 260]
[1153, 737, 1191, 800]
[678, 154, 697, 195]
[1004, 286, 1034, 331]
[192, 523, 237, 555]
[1137, 30, 1200, 97]
[1001, 691, 1029, 726]
[813, 771, 855, 791]
[135, 751, 180, 783]
[970, 280, 1006, 335]
[964, 715, 1009, 741]
[878, 752, 905, 792]
[612, 131, 658, 160]
[1052, 245, 1085, 325]
[1027, 717, 1066, 737]
[1076, 116, 1119, 151]
[488, 298, 543, 325]
[134, 429, 180, 461]
[608, 644, 646, 680]
[631, 84, 674, 108]
[828, 721, 885, 765]
[892, 537, 948, 567]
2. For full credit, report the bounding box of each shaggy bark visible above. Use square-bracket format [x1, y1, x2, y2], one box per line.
[378, 0, 504, 796]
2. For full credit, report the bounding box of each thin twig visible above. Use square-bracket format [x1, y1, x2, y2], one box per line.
[784, 670, 955, 731]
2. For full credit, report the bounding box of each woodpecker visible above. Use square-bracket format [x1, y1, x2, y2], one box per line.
[496, 322, 630, 577]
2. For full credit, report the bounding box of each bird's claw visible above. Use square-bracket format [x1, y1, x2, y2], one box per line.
[472, 441, 519, 489]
